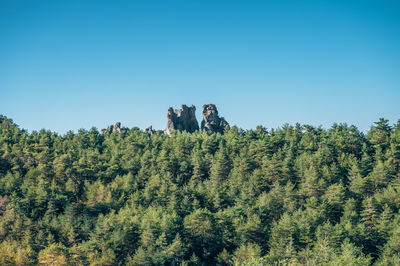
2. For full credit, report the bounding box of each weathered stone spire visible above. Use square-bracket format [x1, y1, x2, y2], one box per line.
[165, 104, 199, 135]
[201, 104, 229, 133]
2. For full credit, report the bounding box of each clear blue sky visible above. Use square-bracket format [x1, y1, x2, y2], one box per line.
[0, 0, 399, 133]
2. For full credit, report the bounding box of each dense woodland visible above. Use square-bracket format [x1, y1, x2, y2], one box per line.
[0, 115, 400, 265]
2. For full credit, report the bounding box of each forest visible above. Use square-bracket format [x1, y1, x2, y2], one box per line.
[0, 114, 399, 265]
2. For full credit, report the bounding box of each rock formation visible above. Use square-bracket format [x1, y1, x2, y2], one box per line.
[101, 122, 126, 134]
[100, 104, 229, 136]
[165, 105, 199, 135]
[201, 104, 229, 133]
[145, 125, 155, 135]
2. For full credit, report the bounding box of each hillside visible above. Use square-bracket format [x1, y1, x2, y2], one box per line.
[0, 115, 399, 265]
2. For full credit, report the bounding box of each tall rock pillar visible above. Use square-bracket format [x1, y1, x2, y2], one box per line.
[201, 104, 229, 133]
[165, 105, 199, 135]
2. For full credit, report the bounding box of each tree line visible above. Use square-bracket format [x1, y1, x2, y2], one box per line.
[0, 115, 399, 265]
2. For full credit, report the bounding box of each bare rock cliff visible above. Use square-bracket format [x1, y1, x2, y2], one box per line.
[165, 105, 199, 135]
[201, 104, 229, 133]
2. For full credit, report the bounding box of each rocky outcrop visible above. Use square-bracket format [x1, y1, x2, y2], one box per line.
[201, 104, 229, 133]
[165, 105, 199, 135]
[146, 125, 155, 135]
[101, 122, 126, 134]
[100, 104, 229, 136]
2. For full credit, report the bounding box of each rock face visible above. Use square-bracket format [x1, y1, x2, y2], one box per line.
[145, 125, 155, 135]
[201, 104, 229, 133]
[113, 122, 121, 133]
[165, 105, 199, 135]
[101, 122, 125, 134]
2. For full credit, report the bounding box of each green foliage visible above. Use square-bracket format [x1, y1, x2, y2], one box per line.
[0, 116, 399, 264]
